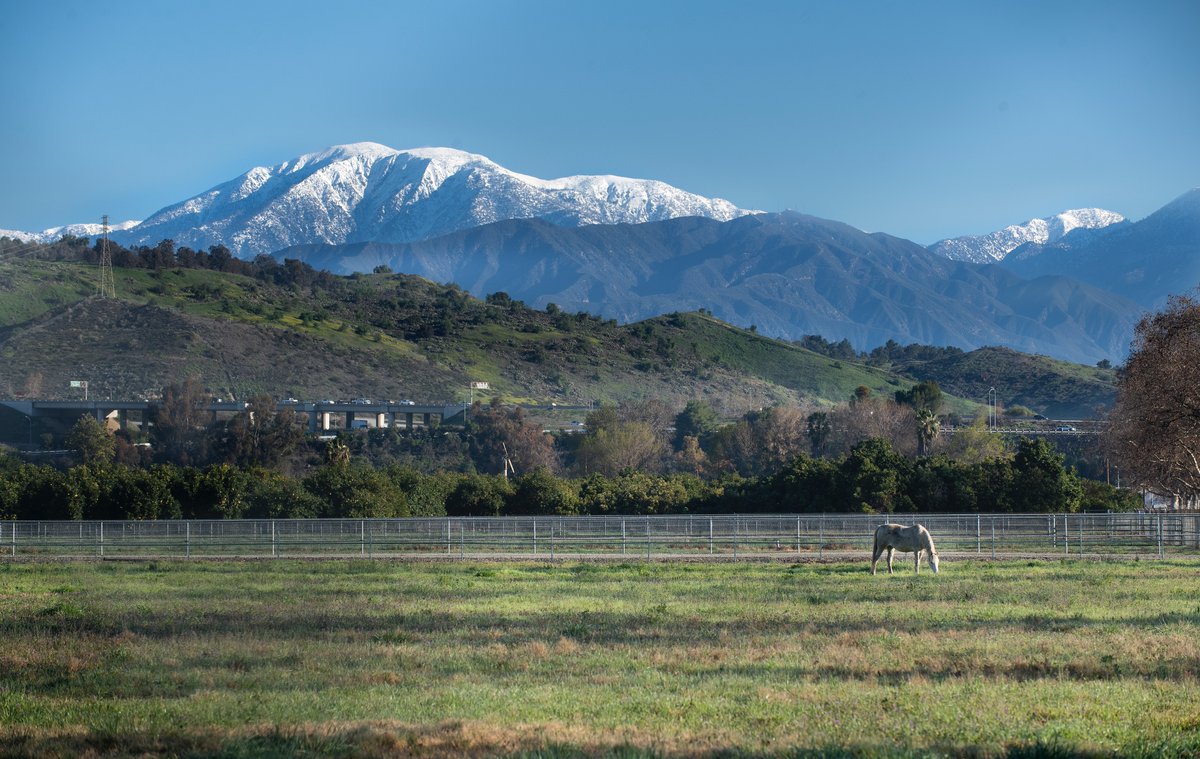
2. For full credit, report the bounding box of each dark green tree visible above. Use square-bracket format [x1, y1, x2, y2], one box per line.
[216, 395, 304, 468]
[674, 400, 720, 449]
[506, 467, 580, 515]
[895, 381, 943, 415]
[151, 379, 212, 466]
[806, 412, 832, 457]
[302, 461, 409, 518]
[1008, 437, 1083, 513]
[65, 415, 115, 465]
[444, 474, 513, 516]
[838, 438, 913, 513]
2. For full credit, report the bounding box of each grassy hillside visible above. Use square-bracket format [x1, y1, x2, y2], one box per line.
[0, 254, 1116, 417]
[0, 258, 920, 413]
[886, 346, 1117, 419]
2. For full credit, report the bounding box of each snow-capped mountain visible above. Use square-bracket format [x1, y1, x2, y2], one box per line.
[928, 208, 1126, 263]
[111, 142, 755, 256]
[0, 220, 140, 244]
[1002, 188, 1200, 308]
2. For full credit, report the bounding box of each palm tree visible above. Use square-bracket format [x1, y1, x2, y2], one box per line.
[916, 408, 941, 456]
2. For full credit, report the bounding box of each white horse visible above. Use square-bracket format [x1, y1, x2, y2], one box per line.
[871, 523, 939, 575]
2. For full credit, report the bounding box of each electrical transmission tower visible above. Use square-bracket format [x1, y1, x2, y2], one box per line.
[97, 214, 116, 298]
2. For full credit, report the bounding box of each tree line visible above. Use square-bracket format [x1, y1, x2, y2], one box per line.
[1, 430, 1134, 521]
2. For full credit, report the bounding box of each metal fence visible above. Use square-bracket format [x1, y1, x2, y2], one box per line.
[3, 513, 1199, 560]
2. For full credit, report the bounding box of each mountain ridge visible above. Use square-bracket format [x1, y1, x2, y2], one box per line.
[927, 208, 1127, 263]
[1001, 188, 1200, 307]
[275, 211, 1143, 364]
[103, 142, 755, 256]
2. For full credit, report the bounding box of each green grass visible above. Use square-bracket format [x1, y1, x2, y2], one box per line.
[1, 559, 1198, 758]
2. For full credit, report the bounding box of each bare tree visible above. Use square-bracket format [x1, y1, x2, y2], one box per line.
[574, 421, 666, 476]
[714, 405, 811, 475]
[1105, 294, 1200, 507]
[827, 397, 918, 458]
[468, 401, 559, 475]
[151, 378, 212, 465]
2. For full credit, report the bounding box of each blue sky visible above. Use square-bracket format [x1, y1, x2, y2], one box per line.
[2, 0, 1197, 243]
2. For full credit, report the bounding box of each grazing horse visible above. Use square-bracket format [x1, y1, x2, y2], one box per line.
[871, 523, 939, 575]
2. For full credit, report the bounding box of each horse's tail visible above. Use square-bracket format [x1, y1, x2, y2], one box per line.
[872, 526, 881, 555]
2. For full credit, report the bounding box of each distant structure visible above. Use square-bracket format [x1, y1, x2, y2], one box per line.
[97, 214, 116, 298]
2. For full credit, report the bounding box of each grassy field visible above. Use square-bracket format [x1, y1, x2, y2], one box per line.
[1, 558, 1198, 758]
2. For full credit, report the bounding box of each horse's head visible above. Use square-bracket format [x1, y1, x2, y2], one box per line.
[929, 551, 940, 574]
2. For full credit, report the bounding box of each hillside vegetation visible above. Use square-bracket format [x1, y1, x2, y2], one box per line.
[0, 251, 911, 411]
[0, 239, 1117, 416]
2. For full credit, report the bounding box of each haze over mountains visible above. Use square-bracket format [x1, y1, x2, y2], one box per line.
[3, 142, 1196, 363]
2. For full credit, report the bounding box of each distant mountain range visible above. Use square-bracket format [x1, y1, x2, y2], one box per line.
[104, 143, 753, 256]
[277, 212, 1143, 364]
[1000, 189, 1200, 308]
[928, 208, 1127, 263]
[0, 219, 140, 245]
[2, 142, 1195, 363]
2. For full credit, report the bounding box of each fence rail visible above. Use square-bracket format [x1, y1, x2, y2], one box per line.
[3, 513, 1199, 560]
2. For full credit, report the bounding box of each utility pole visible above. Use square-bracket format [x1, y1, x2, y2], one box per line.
[987, 387, 997, 430]
[97, 215, 116, 298]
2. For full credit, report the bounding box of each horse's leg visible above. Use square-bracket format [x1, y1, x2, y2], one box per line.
[871, 538, 883, 575]
[886, 546, 894, 574]
[914, 550, 921, 575]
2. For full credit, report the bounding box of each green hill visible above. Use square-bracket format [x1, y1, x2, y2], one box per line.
[883, 346, 1117, 419]
[0, 256, 918, 412]
[0, 249, 1116, 418]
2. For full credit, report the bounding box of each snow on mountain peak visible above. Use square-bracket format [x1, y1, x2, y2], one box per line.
[928, 207, 1126, 263]
[111, 143, 756, 256]
[1, 219, 142, 244]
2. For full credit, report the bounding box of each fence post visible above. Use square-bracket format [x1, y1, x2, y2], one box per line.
[976, 514, 981, 555]
[460, 521, 464, 560]
[819, 514, 824, 560]
[1065, 515, 1069, 556]
[1158, 514, 1164, 558]
[645, 517, 650, 561]
[709, 518, 713, 555]
[622, 519, 626, 556]
[733, 517, 738, 559]
[99, 521, 104, 558]
[533, 520, 537, 557]
[990, 518, 995, 559]
[272, 520, 277, 558]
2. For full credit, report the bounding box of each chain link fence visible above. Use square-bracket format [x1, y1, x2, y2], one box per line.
[3, 513, 1199, 560]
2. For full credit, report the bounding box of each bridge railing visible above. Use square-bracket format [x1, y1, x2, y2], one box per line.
[2, 513, 1197, 560]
